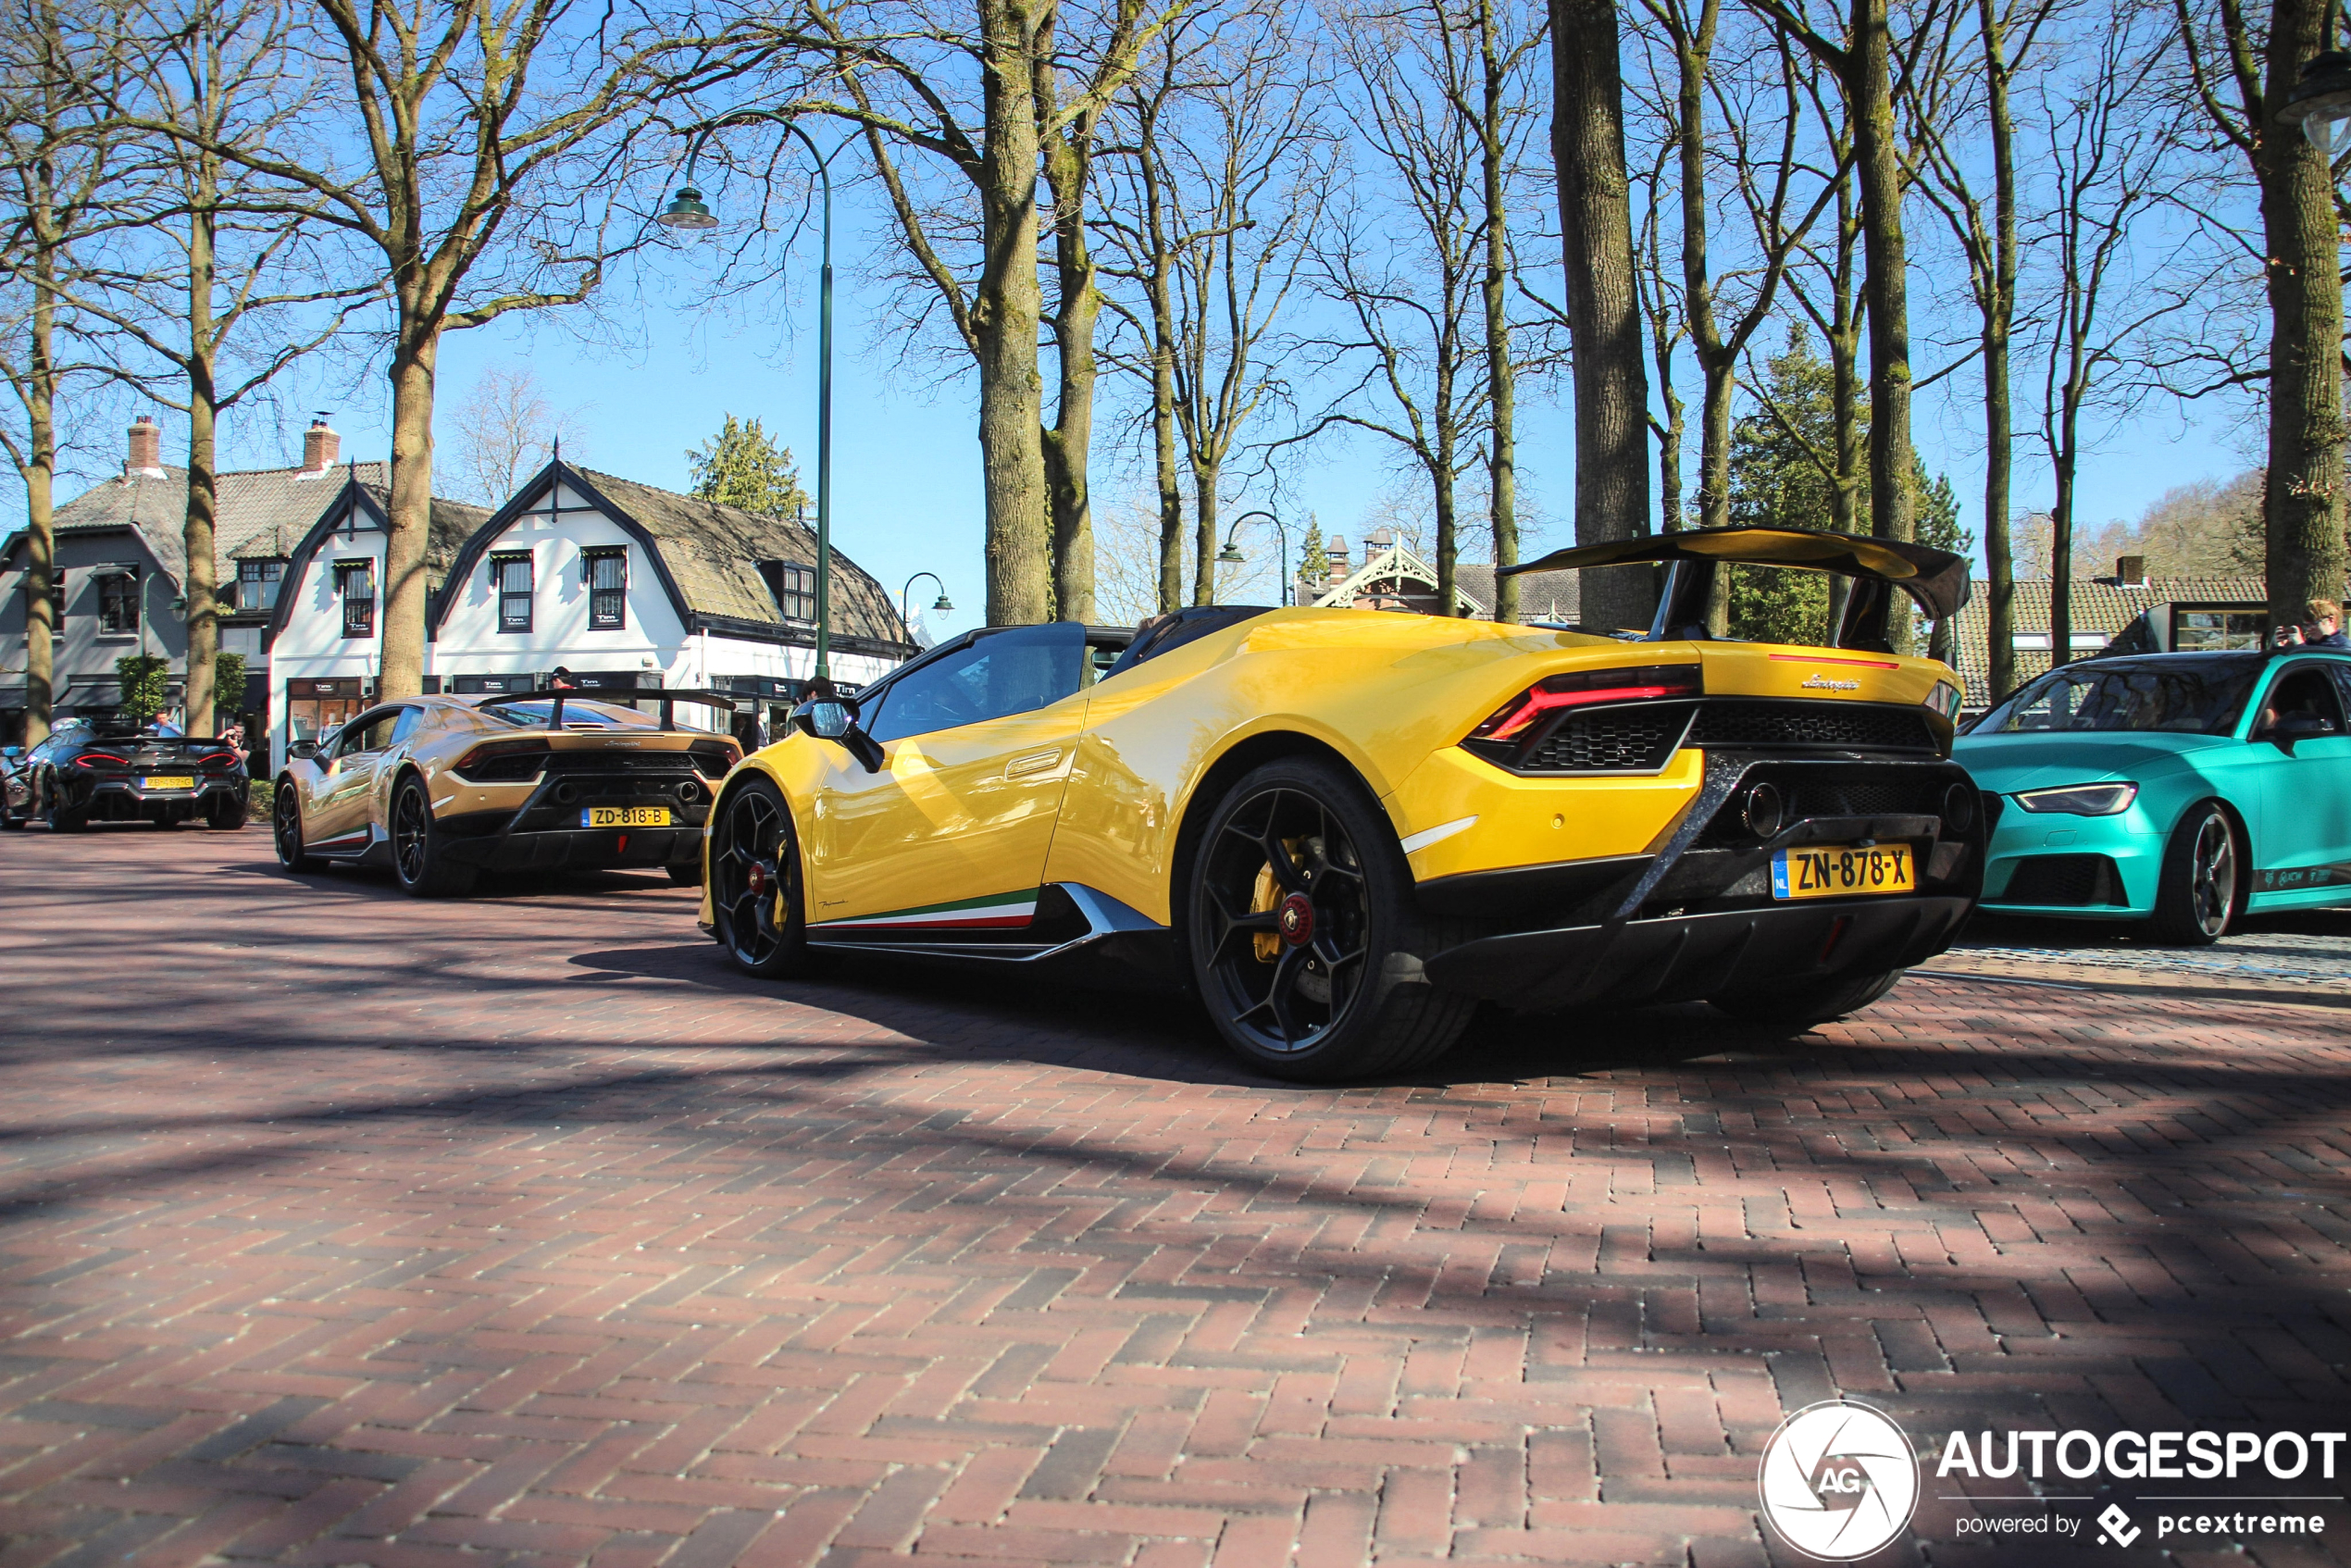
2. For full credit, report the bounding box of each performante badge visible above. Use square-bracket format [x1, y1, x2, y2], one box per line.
[1758, 1400, 1921, 1561]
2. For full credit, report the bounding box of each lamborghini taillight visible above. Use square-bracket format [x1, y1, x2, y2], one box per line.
[1468, 664, 1703, 742]
[451, 740, 552, 782]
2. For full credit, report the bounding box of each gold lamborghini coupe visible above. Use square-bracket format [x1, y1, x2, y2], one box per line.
[698, 529, 1984, 1079]
[274, 690, 741, 897]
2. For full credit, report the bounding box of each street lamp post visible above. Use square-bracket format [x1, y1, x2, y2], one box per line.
[899, 572, 954, 641]
[660, 117, 848, 684]
[1213, 510, 1290, 606]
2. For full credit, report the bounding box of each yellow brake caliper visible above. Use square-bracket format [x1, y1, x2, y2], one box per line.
[1250, 837, 1304, 962]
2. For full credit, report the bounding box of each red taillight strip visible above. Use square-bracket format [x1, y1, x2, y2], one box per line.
[1487, 683, 1688, 740]
[1768, 653, 1900, 668]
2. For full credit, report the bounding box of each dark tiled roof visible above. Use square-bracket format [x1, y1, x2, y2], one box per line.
[1947, 576, 2268, 703]
[1453, 565, 1583, 624]
[571, 467, 906, 644]
[44, 462, 485, 593]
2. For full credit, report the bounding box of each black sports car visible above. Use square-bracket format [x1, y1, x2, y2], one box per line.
[22, 718, 250, 830]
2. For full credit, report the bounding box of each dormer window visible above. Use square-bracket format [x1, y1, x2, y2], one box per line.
[585, 547, 627, 629]
[491, 551, 533, 633]
[335, 560, 375, 637]
[757, 560, 816, 623]
[236, 558, 285, 613]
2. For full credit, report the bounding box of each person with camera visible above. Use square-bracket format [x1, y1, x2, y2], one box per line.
[2271, 598, 2347, 650]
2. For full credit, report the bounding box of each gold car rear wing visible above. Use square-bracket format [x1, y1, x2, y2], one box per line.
[1504, 526, 1971, 652]
[475, 688, 740, 732]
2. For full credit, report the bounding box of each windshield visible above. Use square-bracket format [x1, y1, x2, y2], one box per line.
[479, 698, 651, 730]
[1977, 656, 2263, 735]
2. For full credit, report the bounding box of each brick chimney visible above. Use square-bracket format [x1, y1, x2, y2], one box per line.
[125, 416, 165, 477]
[1326, 535, 1350, 582]
[300, 417, 341, 475]
[2117, 554, 2146, 585]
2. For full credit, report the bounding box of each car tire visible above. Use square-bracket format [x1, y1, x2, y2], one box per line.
[711, 778, 812, 978]
[43, 773, 86, 833]
[1710, 967, 1906, 1027]
[390, 773, 476, 898]
[1187, 756, 1474, 1082]
[665, 860, 703, 887]
[207, 790, 248, 830]
[272, 776, 316, 870]
[2150, 801, 2240, 945]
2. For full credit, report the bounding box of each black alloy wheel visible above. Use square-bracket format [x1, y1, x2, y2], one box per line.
[2151, 802, 2239, 945]
[42, 771, 85, 833]
[1188, 757, 1472, 1081]
[273, 776, 314, 869]
[391, 774, 475, 898]
[711, 778, 809, 977]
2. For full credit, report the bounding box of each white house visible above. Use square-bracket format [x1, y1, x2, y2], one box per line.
[421, 460, 915, 741]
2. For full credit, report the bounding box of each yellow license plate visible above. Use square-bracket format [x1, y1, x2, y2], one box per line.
[1773, 843, 1914, 900]
[583, 805, 670, 828]
[140, 776, 196, 790]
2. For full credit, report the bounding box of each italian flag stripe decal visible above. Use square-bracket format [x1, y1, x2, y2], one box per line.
[814, 888, 1039, 932]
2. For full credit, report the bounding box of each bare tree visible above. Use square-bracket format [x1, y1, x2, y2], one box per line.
[1632, 133, 1691, 535]
[78, 0, 377, 731]
[0, 0, 130, 743]
[1099, 3, 1331, 607]
[1302, 0, 1494, 614]
[2172, 0, 2347, 626]
[2031, 6, 2204, 666]
[445, 365, 587, 505]
[1552, 0, 1656, 629]
[1909, 0, 2057, 699]
[119, 0, 708, 699]
[748, 0, 1185, 626]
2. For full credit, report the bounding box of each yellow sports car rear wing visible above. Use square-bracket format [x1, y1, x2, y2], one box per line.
[1505, 526, 1972, 651]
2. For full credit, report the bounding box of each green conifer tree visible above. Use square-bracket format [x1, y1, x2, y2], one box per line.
[686, 416, 810, 521]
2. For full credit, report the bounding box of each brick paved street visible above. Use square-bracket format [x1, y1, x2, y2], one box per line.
[2, 828, 2348, 1567]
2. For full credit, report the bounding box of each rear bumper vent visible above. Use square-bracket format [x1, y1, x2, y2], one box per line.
[1471, 696, 1939, 776]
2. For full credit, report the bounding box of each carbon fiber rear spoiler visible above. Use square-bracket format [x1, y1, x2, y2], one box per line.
[473, 688, 740, 731]
[1504, 526, 1972, 647]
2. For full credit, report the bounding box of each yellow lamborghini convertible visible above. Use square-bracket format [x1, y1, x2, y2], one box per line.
[700, 529, 1984, 1079]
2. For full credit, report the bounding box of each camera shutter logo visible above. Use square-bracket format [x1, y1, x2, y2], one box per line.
[1758, 1400, 1922, 1560]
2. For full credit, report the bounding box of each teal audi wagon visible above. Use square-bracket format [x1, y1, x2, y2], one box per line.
[1957, 650, 2351, 942]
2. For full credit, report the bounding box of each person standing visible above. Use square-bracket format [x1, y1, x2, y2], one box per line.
[2272, 599, 2348, 650]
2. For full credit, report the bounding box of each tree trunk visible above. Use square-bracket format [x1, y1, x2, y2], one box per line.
[976, 0, 1053, 626]
[1551, 0, 1656, 632]
[1040, 80, 1098, 625]
[22, 245, 56, 745]
[2050, 398, 2077, 668]
[1847, 0, 1916, 649]
[1979, 0, 2019, 701]
[1193, 465, 1220, 606]
[1435, 442, 1461, 616]
[1151, 301, 1183, 613]
[1671, 0, 1735, 532]
[181, 200, 219, 734]
[1478, 0, 1521, 623]
[2259, 0, 2348, 627]
[379, 314, 438, 700]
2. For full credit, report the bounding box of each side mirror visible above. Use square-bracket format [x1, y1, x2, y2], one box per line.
[790, 697, 884, 773]
[2266, 711, 2332, 753]
[1, 746, 19, 759]
[289, 740, 320, 761]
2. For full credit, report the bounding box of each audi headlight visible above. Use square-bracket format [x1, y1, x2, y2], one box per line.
[1925, 680, 1963, 721]
[2013, 781, 2138, 815]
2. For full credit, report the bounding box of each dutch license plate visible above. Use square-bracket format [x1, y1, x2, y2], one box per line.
[1772, 843, 1914, 901]
[584, 805, 670, 828]
[140, 776, 196, 791]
